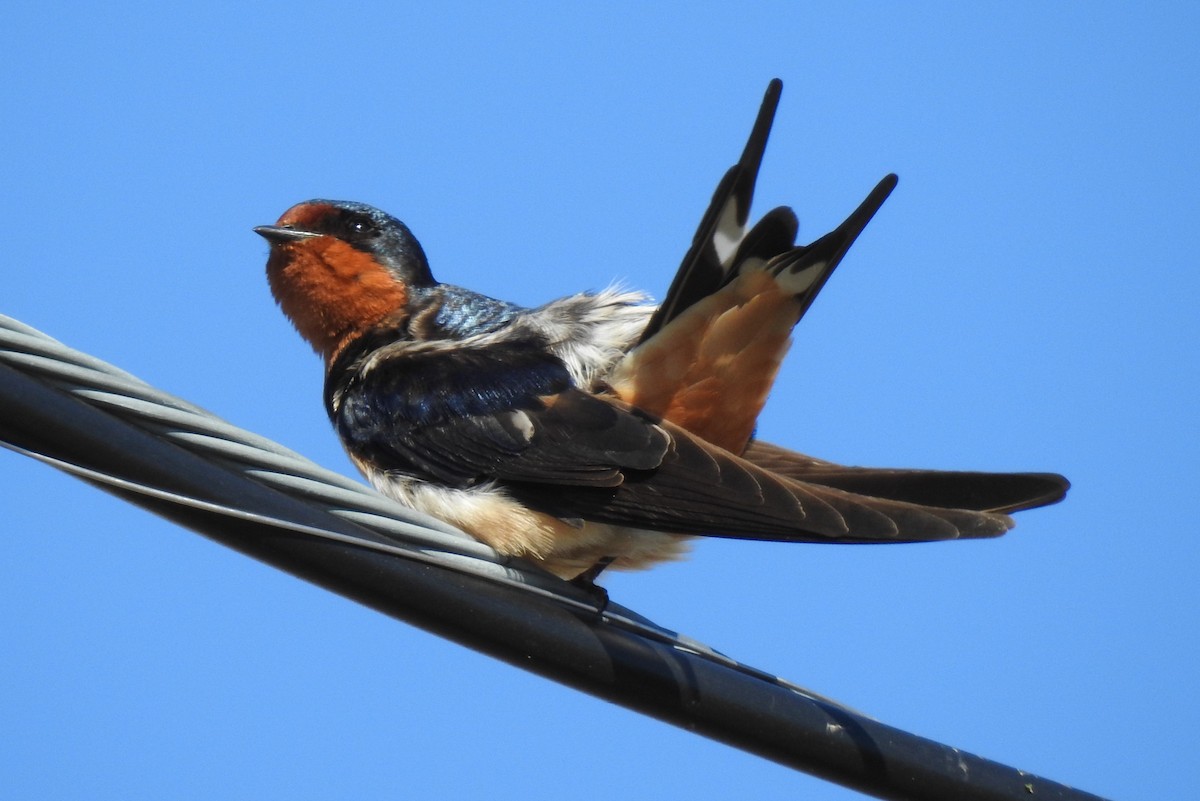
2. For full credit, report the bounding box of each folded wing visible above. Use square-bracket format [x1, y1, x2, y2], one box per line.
[332, 345, 1017, 543]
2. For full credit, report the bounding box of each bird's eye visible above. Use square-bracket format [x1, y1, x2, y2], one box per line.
[349, 219, 376, 236]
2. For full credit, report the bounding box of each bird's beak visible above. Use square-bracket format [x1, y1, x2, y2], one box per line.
[254, 225, 321, 245]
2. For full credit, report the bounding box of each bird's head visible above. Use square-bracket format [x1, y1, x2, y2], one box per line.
[255, 200, 433, 363]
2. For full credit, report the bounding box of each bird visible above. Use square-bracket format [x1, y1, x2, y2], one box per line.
[255, 79, 1068, 582]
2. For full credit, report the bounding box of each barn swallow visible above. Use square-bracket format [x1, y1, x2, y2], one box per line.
[256, 80, 1068, 581]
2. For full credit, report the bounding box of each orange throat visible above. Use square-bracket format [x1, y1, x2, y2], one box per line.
[267, 237, 407, 363]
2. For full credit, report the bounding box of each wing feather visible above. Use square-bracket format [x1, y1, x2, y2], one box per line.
[334, 345, 1015, 542]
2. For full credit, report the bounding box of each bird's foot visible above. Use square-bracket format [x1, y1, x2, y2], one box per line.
[568, 556, 615, 613]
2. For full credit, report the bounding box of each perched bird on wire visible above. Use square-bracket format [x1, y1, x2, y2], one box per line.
[256, 79, 1068, 582]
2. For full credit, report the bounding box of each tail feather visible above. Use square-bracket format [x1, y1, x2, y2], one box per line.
[640, 79, 786, 343]
[727, 207, 799, 275]
[766, 173, 897, 316]
[743, 440, 1070, 514]
[641, 78, 898, 347]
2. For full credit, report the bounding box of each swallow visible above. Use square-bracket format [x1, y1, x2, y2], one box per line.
[255, 80, 1068, 581]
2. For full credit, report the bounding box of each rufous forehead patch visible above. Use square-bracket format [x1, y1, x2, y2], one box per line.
[276, 202, 336, 229]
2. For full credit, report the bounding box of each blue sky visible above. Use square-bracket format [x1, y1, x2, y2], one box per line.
[2, 4, 1196, 799]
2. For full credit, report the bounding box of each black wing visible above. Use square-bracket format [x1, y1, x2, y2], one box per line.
[330, 339, 664, 488]
[331, 343, 1015, 542]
